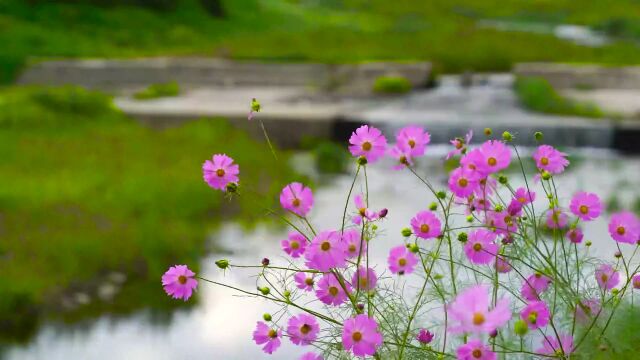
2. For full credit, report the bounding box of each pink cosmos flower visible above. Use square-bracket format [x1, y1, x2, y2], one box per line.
[316, 273, 351, 306]
[537, 333, 574, 357]
[348, 125, 387, 163]
[507, 200, 523, 217]
[446, 130, 473, 160]
[202, 154, 239, 191]
[460, 148, 487, 176]
[575, 298, 601, 324]
[388, 245, 418, 275]
[389, 145, 414, 170]
[464, 229, 500, 265]
[396, 125, 430, 157]
[352, 194, 378, 225]
[342, 314, 383, 357]
[608, 211, 640, 244]
[456, 339, 496, 360]
[521, 273, 552, 301]
[304, 230, 347, 271]
[448, 167, 481, 197]
[567, 228, 584, 244]
[299, 352, 323, 360]
[411, 210, 442, 240]
[486, 211, 518, 236]
[287, 314, 320, 346]
[476, 140, 511, 174]
[253, 321, 282, 354]
[495, 256, 512, 273]
[416, 329, 434, 344]
[474, 176, 497, 198]
[342, 228, 366, 259]
[533, 145, 569, 174]
[634, 274, 640, 290]
[294, 272, 316, 292]
[513, 187, 536, 205]
[546, 209, 568, 229]
[570, 192, 602, 221]
[595, 264, 620, 290]
[280, 182, 314, 217]
[448, 285, 511, 334]
[520, 301, 550, 329]
[352, 266, 377, 292]
[162, 265, 198, 301]
[281, 232, 307, 258]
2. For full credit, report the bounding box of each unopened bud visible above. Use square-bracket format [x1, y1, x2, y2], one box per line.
[409, 243, 420, 253]
[357, 156, 368, 166]
[498, 174, 508, 184]
[378, 208, 388, 218]
[225, 182, 238, 193]
[534, 131, 543, 142]
[484, 128, 492, 136]
[259, 287, 270, 295]
[457, 232, 468, 243]
[429, 202, 438, 211]
[615, 251, 622, 258]
[541, 171, 551, 181]
[437, 191, 447, 199]
[371, 224, 378, 231]
[263, 313, 272, 321]
[215, 259, 229, 269]
[466, 215, 474, 223]
[502, 131, 513, 142]
[261, 258, 270, 266]
[401, 227, 412, 237]
[514, 319, 528, 336]
[494, 204, 504, 212]
[284, 290, 291, 298]
[586, 241, 592, 247]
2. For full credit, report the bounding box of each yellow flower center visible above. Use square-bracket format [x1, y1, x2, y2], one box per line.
[321, 241, 331, 251]
[579, 205, 589, 214]
[178, 275, 187, 285]
[359, 208, 367, 216]
[617, 226, 626, 235]
[398, 258, 407, 266]
[473, 243, 482, 252]
[304, 277, 314, 286]
[362, 142, 372, 151]
[408, 139, 416, 148]
[487, 157, 497, 166]
[300, 324, 311, 334]
[268, 329, 278, 338]
[352, 331, 363, 342]
[359, 278, 368, 288]
[292, 198, 301, 207]
[349, 244, 356, 252]
[472, 349, 482, 358]
[540, 157, 549, 166]
[290, 241, 300, 250]
[328, 286, 339, 297]
[216, 169, 225, 177]
[458, 178, 468, 187]
[601, 274, 608, 283]
[472, 312, 485, 325]
[528, 311, 538, 324]
[420, 224, 430, 233]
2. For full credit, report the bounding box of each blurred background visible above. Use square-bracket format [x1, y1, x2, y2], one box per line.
[1, 1, 640, 359]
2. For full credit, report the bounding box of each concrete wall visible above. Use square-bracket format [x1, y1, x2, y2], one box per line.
[17, 58, 431, 94]
[514, 63, 640, 90]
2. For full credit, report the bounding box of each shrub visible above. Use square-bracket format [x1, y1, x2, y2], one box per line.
[133, 81, 180, 100]
[372, 75, 412, 94]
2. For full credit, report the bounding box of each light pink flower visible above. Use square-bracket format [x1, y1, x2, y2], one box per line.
[546, 209, 568, 229]
[304, 230, 347, 271]
[294, 272, 316, 292]
[476, 140, 511, 174]
[446, 130, 473, 160]
[595, 264, 620, 290]
[389, 145, 414, 170]
[342, 314, 383, 357]
[253, 321, 282, 354]
[280, 182, 314, 217]
[388, 245, 418, 275]
[570, 192, 602, 221]
[299, 352, 323, 360]
[287, 314, 319, 346]
[575, 298, 601, 324]
[456, 339, 496, 360]
[352, 194, 378, 225]
[342, 228, 366, 259]
[315, 273, 351, 306]
[464, 229, 499, 265]
[520, 301, 550, 329]
[567, 227, 584, 244]
[495, 256, 512, 273]
[348, 125, 387, 163]
[513, 187, 536, 205]
[162, 265, 198, 301]
[411, 210, 442, 240]
[533, 145, 569, 174]
[537, 333, 574, 357]
[396, 125, 430, 157]
[202, 154, 239, 191]
[460, 148, 487, 176]
[521, 273, 552, 301]
[448, 285, 511, 334]
[448, 167, 481, 197]
[281, 232, 307, 258]
[352, 266, 377, 292]
[608, 211, 640, 244]
[486, 210, 518, 236]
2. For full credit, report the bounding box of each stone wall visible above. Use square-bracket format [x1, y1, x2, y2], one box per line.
[514, 63, 640, 90]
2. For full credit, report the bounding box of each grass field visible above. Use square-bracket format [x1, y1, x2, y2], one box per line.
[3, 0, 640, 83]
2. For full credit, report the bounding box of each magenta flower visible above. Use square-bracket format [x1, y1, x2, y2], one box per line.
[520, 301, 550, 329]
[202, 154, 239, 191]
[460, 148, 486, 175]
[389, 145, 414, 170]
[446, 130, 473, 160]
[575, 298, 601, 324]
[348, 125, 387, 163]
[352, 194, 378, 225]
[411, 210, 442, 240]
[342, 314, 383, 357]
[448, 285, 511, 334]
[388, 245, 418, 275]
[533, 145, 569, 174]
[280, 182, 314, 217]
[416, 329, 434, 344]
[294, 272, 316, 292]
[352, 266, 377, 292]
[476, 140, 511, 174]
[486, 211, 518, 236]
[464, 229, 499, 265]
[448, 167, 481, 197]
[495, 256, 512, 273]
[521, 273, 552, 301]
[567, 228, 584, 244]
[396, 125, 430, 157]
[456, 339, 496, 360]
[513, 187, 536, 205]
[342, 228, 366, 259]
[537, 333, 574, 357]
[281, 232, 307, 258]
[570, 192, 602, 221]
[287, 314, 319, 346]
[608, 211, 640, 244]
[304, 230, 347, 271]
[253, 321, 282, 354]
[634, 274, 640, 290]
[546, 209, 568, 229]
[316, 273, 351, 306]
[595, 264, 620, 290]
[162, 265, 198, 301]
[299, 352, 323, 360]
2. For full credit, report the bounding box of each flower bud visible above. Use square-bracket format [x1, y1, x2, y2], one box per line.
[466, 215, 474, 223]
[502, 131, 513, 142]
[357, 156, 368, 166]
[261, 258, 270, 266]
[378, 208, 388, 218]
[484, 128, 492, 136]
[409, 243, 420, 253]
[586, 241, 592, 247]
[357, 303, 365, 311]
[612, 288, 619, 296]
[514, 319, 528, 336]
[259, 286, 270, 295]
[433, 274, 443, 280]
[541, 171, 551, 181]
[429, 202, 438, 211]
[371, 224, 378, 231]
[534, 131, 543, 142]
[225, 182, 238, 193]
[494, 204, 504, 212]
[215, 259, 229, 269]
[498, 174, 508, 184]
[457, 232, 468, 243]
[263, 313, 272, 321]
[615, 251, 622, 258]
[251, 98, 261, 112]
[489, 329, 498, 338]
[283, 290, 291, 298]
[437, 191, 447, 199]
[401, 227, 412, 237]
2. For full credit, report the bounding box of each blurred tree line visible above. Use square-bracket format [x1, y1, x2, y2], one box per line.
[25, 0, 225, 17]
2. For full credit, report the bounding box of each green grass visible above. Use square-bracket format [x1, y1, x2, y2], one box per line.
[0, 85, 301, 340]
[133, 81, 180, 100]
[514, 76, 605, 118]
[575, 303, 640, 359]
[373, 76, 412, 94]
[3, 0, 640, 83]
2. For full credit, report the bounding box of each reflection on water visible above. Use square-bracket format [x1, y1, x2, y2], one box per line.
[5, 146, 640, 360]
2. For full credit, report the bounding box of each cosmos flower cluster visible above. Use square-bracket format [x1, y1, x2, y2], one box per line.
[162, 124, 640, 359]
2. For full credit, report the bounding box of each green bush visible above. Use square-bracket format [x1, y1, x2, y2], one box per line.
[313, 141, 348, 174]
[133, 81, 181, 100]
[514, 77, 604, 118]
[373, 76, 412, 94]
